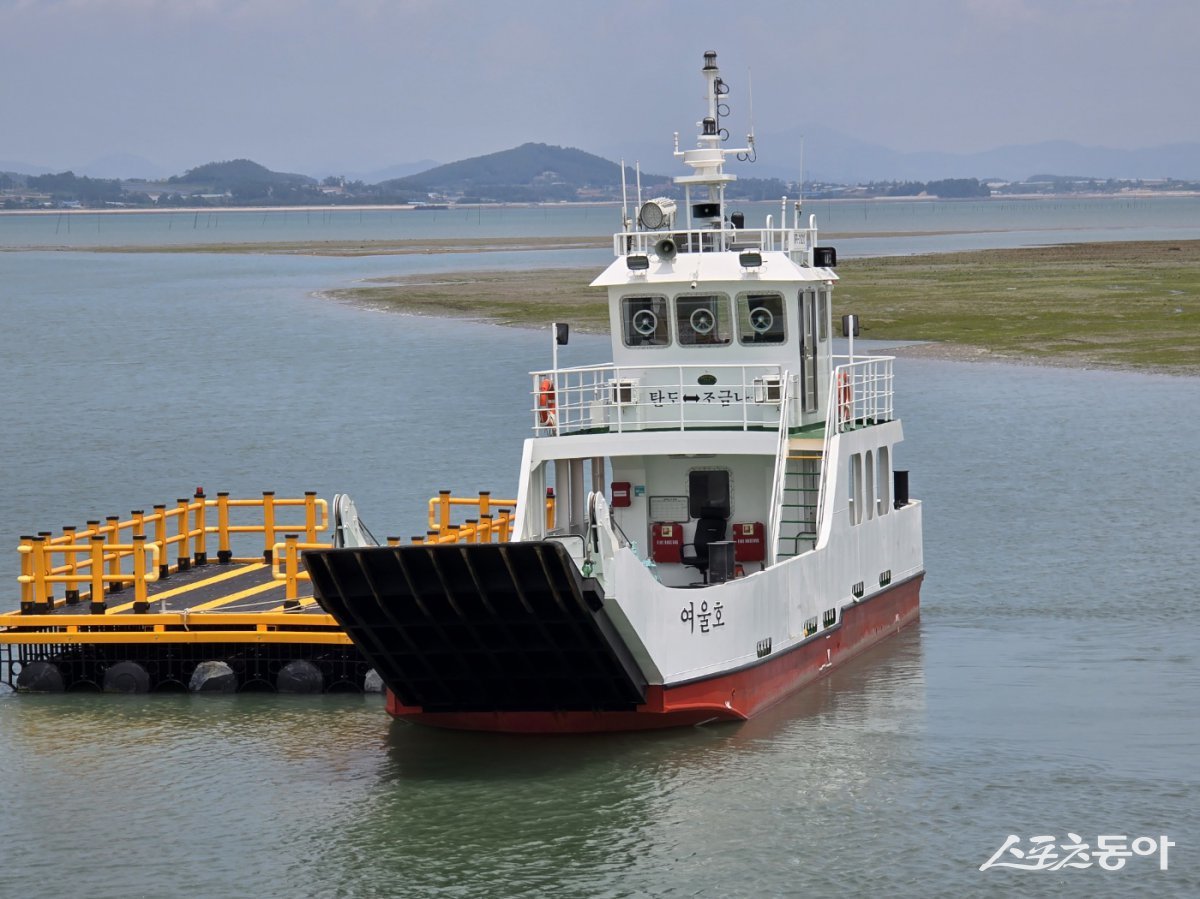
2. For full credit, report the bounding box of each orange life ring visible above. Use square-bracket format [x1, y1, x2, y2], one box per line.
[837, 371, 852, 423]
[537, 377, 557, 426]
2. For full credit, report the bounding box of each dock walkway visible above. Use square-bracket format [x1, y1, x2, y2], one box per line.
[1, 489, 523, 694]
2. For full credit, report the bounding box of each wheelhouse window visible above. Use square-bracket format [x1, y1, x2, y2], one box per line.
[621, 296, 670, 347]
[688, 469, 731, 519]
[737, 292, 786, 344]
[676, 295, 731, 346]
[817, 289, 829, 341]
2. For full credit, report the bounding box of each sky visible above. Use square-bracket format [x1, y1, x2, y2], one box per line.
[2, 0, 1198, 178]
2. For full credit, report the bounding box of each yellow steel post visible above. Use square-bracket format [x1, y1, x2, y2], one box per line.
[479, 514, 493, 544]
[217, 492, 232, 563]
[83, 519, 102, 590]
[262, 491, 276, 563]
[17, 536, 33, 613]
[479, 491, 491, 519]
[29, 536, 49, 612]
[447, 524, 461, 544]
[131, 509, 146, 592]
[498, 510, 512, 543]
[283, 534, 300, 608]
[438, 490, 451, 532]
[426, 530, 439, 544]
[18, 536, 33, 613]
[304, 492, 318, 542]
[465, 519, 479, 544]
[105, 517, 123, 592]
[193, 488, 208, 565]
[132, 534, 149, 613]
[36, 531, 56, 608]
[62, 525, 80, 604]
[89, 535, 106, 614]
[175, 499, 191, 571]
[546, 489, 556, 530]
[408, 535, 422, 545]
[153, 504, 169, 578]
[386, 536, 401, 546]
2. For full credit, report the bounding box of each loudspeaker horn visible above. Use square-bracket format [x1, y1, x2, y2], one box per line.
[655, 237, 677, 261]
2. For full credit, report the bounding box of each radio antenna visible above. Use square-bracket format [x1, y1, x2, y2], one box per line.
[798, 136, 805, 209]
[737, 68, 757, 162]
[620, 158, 629, 230]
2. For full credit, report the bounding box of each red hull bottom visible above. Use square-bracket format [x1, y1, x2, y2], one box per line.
[386, 574, 922, 733]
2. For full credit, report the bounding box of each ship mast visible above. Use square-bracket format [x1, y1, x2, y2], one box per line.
[672, 50, 755, 230]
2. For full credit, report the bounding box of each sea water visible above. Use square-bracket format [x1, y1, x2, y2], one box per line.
[0, 221, 1197, 896]
[3, 195, 1200, 255]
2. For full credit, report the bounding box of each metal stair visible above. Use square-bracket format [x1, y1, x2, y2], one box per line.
[776, 438, 823, 559]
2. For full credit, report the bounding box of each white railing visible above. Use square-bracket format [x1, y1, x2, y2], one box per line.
[808, 356, 895, 543]
[531, 363, 789, 435]
[614, 224, 815, 261]
[832, 355, 894, 432]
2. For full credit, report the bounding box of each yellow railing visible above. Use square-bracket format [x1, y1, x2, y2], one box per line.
[271, 535, 331, 606]
[418, 489, 554, 545]
[215, 491, 327, 563]
[10, 489, 545, 620]
[18, 535, 161, 612]
[13, 490, 327, 615]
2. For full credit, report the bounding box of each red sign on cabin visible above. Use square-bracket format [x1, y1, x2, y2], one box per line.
[611, 482, 632, 508]
[651, 522, 682, 563]
[733, 522, 765, 562]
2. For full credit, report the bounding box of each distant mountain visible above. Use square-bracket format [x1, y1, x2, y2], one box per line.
[169, 159, 315, 188]
[382, 142, 667, 201]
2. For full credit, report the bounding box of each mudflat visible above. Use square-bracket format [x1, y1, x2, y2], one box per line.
[326, 240, 1200, 374]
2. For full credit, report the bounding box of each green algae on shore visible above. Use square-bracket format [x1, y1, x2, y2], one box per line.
[326, 240, 1200, 374]
[837, 241, 1200, 373]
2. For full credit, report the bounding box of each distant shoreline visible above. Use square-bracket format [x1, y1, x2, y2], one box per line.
[3, 191, 1198, 218]
[0, 229, 1019, 256]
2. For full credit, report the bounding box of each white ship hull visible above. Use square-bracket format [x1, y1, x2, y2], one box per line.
[306, 50, 925, 733]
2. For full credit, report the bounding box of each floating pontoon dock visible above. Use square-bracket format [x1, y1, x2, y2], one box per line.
[1, 489, 525, 693]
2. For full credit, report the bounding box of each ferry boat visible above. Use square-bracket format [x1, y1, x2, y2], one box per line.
[304, 51, 924, 732]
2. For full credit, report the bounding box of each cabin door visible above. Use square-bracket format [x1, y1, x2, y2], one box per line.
[799, 290, 818, 411]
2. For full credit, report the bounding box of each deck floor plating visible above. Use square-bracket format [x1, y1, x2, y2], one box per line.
[30, 560, 322, 617]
